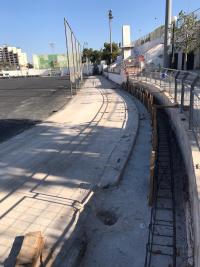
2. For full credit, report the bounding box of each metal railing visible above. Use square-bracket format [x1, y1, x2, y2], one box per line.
[188, 7, 200, 21]
[129, 67, 200, 147]
[64, 18, 83, 95]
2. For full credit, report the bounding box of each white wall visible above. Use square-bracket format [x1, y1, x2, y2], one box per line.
[103, 70, 127, 85]
[82, 64, 94, 75]
[133, 37, 162, 57]
[122, 25, 132, 60]
[0, 68, 65, 77]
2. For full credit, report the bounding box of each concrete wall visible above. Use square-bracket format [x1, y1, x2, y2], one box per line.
[122, 25, 132, 60]
[0, 68, 67, 77]
[133, 37, 163, 57]
[103, 70, 127, 85]
[133, 38, 164, 68]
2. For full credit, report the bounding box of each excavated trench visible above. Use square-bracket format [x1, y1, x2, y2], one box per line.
[77, 86, 192, 267]
[145, 107, 191, 267]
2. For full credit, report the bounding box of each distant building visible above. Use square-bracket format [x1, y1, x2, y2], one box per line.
[33, 54, 68, 69]
[0, 45, 28, 70]
[132, 8, 200, 70]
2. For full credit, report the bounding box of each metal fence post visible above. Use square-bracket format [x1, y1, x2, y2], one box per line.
[71, 32, 77, 94]
[180, 81, 185, 113]
[189, 84, 194, 130]
[174, 71, 180, 103]
[189, 77, 199, 130]
[64, 18, 73, 97]
[180, 73, 189, 113]
[169, 72, 171, 94]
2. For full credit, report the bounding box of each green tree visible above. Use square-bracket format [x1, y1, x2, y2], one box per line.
[82, 42, 120, 65]
[102, 42, 120, 64]
[174, 10, 200, 70]
[82, 48, 94, 63]
[91, 50, 102, 64]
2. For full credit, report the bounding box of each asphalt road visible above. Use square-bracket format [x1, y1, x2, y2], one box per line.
[0, 76, 71, 143]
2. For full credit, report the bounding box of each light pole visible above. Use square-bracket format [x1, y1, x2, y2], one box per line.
[108, 9, 113, 64]
[83, 42, 89, 75]
[171, 16, 177, 68]
[49, 42, 56, 76]
[163, 0, 172, 68]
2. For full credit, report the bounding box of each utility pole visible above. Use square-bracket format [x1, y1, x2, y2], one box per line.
[171, 16, 177, 68]
[83, 42, 89, 75]
[108, 9, 113, 64]
[163, 0, 172, 68]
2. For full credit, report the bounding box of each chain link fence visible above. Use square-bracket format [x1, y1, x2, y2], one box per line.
[64, 18, 82, 94]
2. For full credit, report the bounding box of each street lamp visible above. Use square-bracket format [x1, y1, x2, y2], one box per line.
[171, 16, 177, 68]
[108, 9, 113, 63]
[83, 42, 89, 75]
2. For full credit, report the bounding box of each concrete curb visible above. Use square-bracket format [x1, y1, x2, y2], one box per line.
[50, 86, 140, 267]
[98, 91, 139, 188]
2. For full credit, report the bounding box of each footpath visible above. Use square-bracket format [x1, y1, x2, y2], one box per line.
[0, 76, 139, 266]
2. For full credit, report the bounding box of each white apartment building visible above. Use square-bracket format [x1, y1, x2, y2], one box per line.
[0, 45, 28, 70]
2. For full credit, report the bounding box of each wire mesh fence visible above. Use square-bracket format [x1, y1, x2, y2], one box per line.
[64, 18, 82, 94]
[189, 7, 200, 20]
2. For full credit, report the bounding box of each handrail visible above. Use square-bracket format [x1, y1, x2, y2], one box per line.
[128, 67, 200, 148]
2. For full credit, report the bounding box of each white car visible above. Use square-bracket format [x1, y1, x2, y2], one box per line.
[0, 73, 10, 79]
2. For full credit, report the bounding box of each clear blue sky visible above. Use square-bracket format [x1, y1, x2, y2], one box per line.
[0, 0, 199, 61]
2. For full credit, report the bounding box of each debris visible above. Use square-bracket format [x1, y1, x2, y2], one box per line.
[15, 231, 44, 267]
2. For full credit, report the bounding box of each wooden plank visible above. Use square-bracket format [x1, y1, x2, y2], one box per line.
[15, 231, 45, 267]
[154, 104, 178, 109]
[149, 151, 156, 206]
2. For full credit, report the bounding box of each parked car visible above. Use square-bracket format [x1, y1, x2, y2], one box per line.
[0, 73, 10, 79]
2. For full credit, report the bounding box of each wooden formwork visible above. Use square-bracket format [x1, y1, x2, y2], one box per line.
[150, 106, 158, 206]
[148, 94, 154, 114]
[130, 85, 134, 95]
[144, 90, 148, 108]
[123, 81, 158, 207]
[149, 151, 156, 206]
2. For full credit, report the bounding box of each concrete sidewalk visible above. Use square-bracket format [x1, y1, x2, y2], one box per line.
[80, 96, 151, 267]
[0, 76, 139, 266]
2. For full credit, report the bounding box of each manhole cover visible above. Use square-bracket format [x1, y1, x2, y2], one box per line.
[96, 210, 118, 226]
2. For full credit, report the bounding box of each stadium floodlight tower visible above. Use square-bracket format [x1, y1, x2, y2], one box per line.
[163, 0, 172, 68]
[108, 9, 113, 63]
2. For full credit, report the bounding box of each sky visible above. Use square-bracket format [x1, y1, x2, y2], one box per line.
[0, 0, 199, 61]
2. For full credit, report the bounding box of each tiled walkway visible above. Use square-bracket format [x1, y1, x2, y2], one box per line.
[0, 76, 138, 266]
